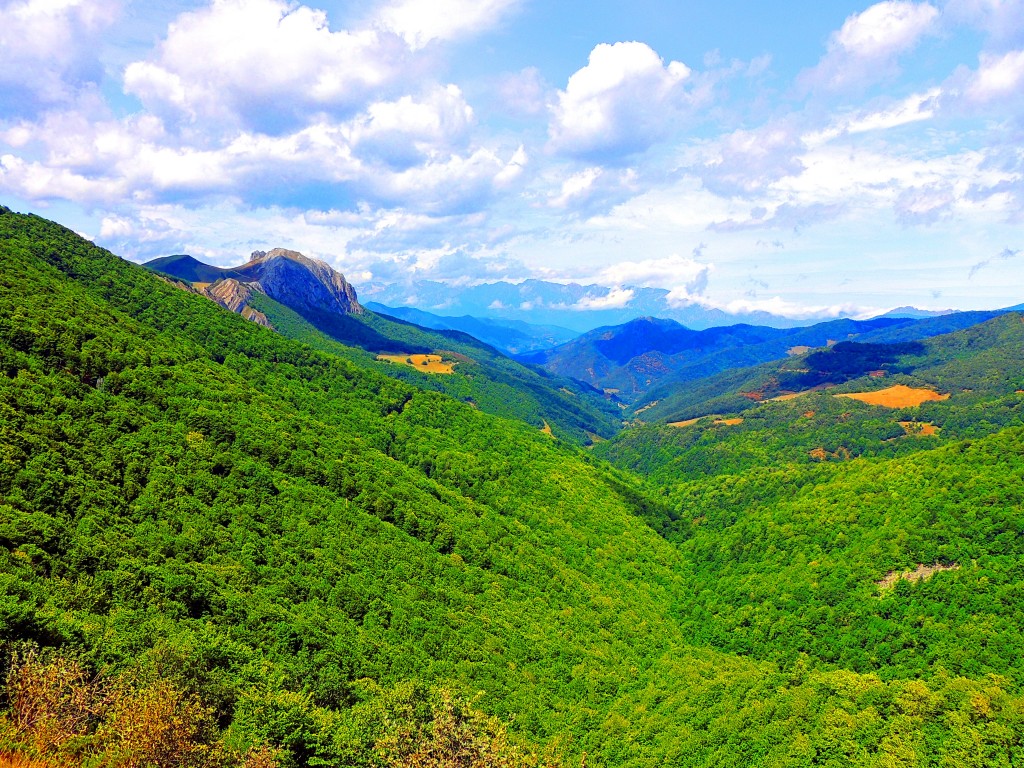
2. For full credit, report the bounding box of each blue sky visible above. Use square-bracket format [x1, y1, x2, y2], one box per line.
[1, 0, 1023, 319]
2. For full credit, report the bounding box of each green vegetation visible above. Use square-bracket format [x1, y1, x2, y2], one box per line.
[2, 208, 1024, 766]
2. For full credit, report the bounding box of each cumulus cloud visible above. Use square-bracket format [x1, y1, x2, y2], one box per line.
[592, 253, 711, 296]
[700, 122, 806, 197]
[346, 85, 475, 169]
[964, 49, 1024, 102]
[123, 0, 412, 131]
[549, 41, 693, 159]
[572, 285, 636, 310]
[0, 0, 119, 114]
[801, 1, 939, 91]
[375, 0, 521, 50]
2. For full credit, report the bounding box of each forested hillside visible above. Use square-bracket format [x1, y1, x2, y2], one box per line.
[146, 254, 620, 444]
[1, 208, 1023, 767]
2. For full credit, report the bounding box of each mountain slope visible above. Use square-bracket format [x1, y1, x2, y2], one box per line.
[530, 311, 1014, 404]
[595, 313, 1024, 487]
[524, 316, 905, 400]
[146, 251, 620, 442]
[2, 208, 1022, 767]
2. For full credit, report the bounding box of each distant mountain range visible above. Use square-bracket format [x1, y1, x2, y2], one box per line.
[361, 278, 838, 332]
[523, 310, 1009, 403]
[365, 302, 577, 355]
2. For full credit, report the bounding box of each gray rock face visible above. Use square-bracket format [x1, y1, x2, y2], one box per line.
[243, 249, 363, 316]
[203, 278, 274, 329]
[145, 247, 363, 328]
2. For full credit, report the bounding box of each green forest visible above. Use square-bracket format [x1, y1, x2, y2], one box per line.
[1, 208, 1023, 767]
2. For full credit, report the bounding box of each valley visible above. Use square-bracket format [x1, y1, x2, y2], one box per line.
[1, 208, 1023, 767]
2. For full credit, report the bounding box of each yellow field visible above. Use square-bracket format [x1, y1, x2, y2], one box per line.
[899, 420, 940, 436]
[836, 384, 949, 408]
[668, 417, 701, 428]
[668, 416, 743, 428]
[767, 391, 810, 402]
[376, 353, 456, 374]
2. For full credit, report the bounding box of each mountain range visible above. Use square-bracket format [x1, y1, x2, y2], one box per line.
[522, 311, 1008, 403]
[361, 278, 839, 332]
[2, 206, 1023, 768]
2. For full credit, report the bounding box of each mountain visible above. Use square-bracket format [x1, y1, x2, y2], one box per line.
[362, 278, 826, 332]
[628, 311, 1024, 426]
[524, 315, 912, 401]
[146, 250, 620, 442]
[3, 207, 1024, 768]
[147, 247, 363, 317]
[364, 302, 578, 355]
[527, 310, 1016, 404]
[873, 305, 955, 319]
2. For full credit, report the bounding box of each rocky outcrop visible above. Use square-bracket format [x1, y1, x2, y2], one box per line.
[144, 247, 363, 329]
[243, 248, 363, 316]
[202, 278, 274, 329]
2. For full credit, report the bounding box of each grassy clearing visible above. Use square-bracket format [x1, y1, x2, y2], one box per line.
[877, 563, 960, 591]
[899, 420, 940, 437]
[836, 384, 949, 408]
[377, 353, 456, 374]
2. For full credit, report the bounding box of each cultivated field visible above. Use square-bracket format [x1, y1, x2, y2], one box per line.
[376, 353, 456, 374]
[836, 384, 949, 407]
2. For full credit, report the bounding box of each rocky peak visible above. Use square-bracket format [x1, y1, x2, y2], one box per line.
[241, 248, 363, 316]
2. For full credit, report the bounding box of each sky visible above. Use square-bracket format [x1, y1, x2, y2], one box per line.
[1, 0, 1023, 319]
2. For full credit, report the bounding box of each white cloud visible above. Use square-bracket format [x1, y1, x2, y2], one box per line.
[547, 166, 639, 214]
[123, 0, 412, 130]
[572, 286, 635, 310]
[346, 85, 474, 168]
[593, 253, 710, 294]
[802, 1, 939, 91]
[945, 0, 1024, 48]
[549, 41, 692, 158]
[701, 123, 806, 196]
[807, 88, 940, 145]
[965, 49, 1024, 101]
[0, 0, 119, 111]
[495, 67, 550, 117]
[376, 0, 521, 49]
[835, 1, 938, 58]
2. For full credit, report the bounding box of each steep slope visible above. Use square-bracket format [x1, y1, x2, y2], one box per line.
[147, 247, 363, 317]
[634, 312, 1024, 424]
[596, 313, 1024, 485]
[2, 208, 1022, 767]
[146, 251, 620, 442]
[525, 316, 909, 400]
